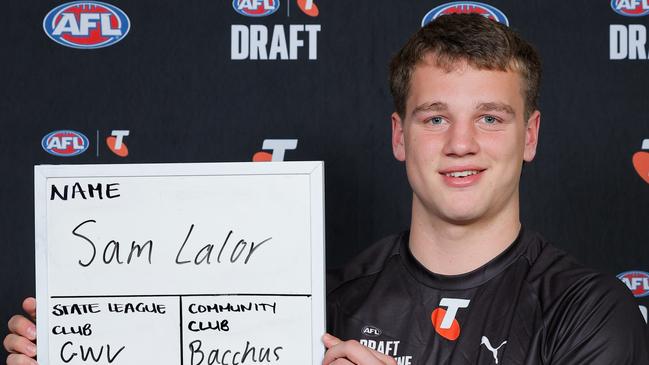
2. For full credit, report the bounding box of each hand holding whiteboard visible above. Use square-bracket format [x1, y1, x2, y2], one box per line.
[35, 162, 325, 365]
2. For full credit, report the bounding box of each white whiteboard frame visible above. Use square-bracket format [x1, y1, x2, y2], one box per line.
[34, 161, 326, 365]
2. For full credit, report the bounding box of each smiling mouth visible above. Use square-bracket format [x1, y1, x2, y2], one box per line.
[442, 170, 483, 178]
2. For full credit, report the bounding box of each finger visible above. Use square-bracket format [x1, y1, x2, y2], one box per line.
[322, 334, 396, 365]
[7, 315, 36, 341]
[368, 349, 397, 365]
[354, 345, 396, 365]
[323, 340, 383, 365]
[3, 334, 37, 356]
[330, 358, 355, 365]
[22, 298, 36, 320]
[6, 353, 38, 365]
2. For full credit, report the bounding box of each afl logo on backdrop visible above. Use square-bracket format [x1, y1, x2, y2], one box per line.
[422, 1, 509, 27]
[43, 1, 130, 49]
[617, 271, 649, 298]
[611, 0, 649, 17]
[233, 0, 279, 17]
[41, 130, 89, 157]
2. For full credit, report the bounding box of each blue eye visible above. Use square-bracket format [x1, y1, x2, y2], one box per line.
[430, 116, 444, 125]
[483, 115, 498, 124]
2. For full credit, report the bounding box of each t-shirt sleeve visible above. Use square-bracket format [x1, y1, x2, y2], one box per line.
[545, 275, 649, 364]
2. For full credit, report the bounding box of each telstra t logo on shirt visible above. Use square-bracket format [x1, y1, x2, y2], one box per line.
[431, 298, 470, 340]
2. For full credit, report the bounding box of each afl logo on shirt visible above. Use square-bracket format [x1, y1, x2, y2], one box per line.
[361, 325, 382, 337]
[431, 298, 470, 341]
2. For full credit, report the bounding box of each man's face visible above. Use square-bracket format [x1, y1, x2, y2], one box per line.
[391, 55, 540, 225]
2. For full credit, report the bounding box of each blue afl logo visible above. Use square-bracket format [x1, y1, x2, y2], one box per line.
[422, 1, 509, 27]
[617, 271, 649, 298]
[610, 0, 649, 16]
[41, 130, 89, 157]
[43, 1, 130, 49]
[232, 0, 280, 17]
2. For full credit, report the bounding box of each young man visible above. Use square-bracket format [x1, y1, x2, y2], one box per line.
[321, 13, 648, 365]
[5, 14, 649, 365]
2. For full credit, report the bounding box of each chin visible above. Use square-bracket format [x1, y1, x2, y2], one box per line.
[434, 199, 490, 225]
[440, 210, 484, 225]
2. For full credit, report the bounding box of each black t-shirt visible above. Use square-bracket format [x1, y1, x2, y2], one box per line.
[327, 228, 649, 364]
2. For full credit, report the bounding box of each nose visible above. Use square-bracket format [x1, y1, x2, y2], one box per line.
[442, 120, 480, 157]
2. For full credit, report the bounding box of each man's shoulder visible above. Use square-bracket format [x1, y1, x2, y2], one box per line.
[521, 234, 649, 362]
[529, 242, 635, 316]
[326, 232, 405, 296]
[522, 235, 629, 308]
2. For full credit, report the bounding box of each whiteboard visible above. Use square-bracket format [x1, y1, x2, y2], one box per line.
[34, 162, 325, 365]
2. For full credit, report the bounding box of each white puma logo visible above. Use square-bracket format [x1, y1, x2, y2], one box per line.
[480, 336, 507, 364]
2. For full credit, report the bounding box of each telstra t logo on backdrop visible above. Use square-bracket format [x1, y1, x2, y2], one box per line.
[632, 139, 649, 184]
[43, 1, 130, 49]
[297, 0, 319, 17]
[252, 139, 298, 161]
[106, 130, 130, 157]
[231, 0, 321, 60]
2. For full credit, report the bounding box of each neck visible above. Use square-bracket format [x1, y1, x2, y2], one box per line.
[408, 195, 521, 275]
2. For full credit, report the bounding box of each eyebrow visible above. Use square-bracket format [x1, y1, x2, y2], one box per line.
[410, 101, 516, 118]
[476, 102, 516, 117]
[411, 102, 448, 117]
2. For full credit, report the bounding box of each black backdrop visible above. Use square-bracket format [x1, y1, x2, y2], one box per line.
[2, 0, 648, 357]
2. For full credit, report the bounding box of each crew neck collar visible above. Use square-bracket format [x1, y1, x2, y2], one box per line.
[399, 226, 529, 291]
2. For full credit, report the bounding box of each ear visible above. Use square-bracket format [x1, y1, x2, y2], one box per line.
[392, 112, 406, 161]
[523, 110, 540, 162]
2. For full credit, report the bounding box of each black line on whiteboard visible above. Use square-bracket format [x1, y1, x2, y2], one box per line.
[52, 172, 311, 179]
[51, 293, 312, 298]
[179, 295, 184, 365]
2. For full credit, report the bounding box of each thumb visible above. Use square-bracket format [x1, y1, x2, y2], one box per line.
[321, 333, 342, 349]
